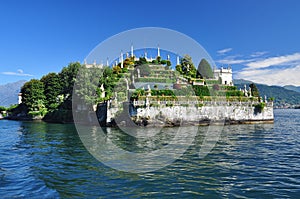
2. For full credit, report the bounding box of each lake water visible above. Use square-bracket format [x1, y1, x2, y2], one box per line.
[1, 109, 300, 198]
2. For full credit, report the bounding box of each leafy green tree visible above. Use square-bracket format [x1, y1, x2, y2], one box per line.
[41, 72, 62, 110]
[99, 66, 116, 98]
[57, 62, 81, 110]
[197, 59, 213, 79]
[180, 55, 197, 77]
[249, 83, 260, 97]
[59, 62, 81, 97]
[21, 79, 46, 111]
[75, 65, 103, 106]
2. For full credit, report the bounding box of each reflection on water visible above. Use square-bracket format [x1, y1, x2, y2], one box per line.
[0, 109, 300, 198]
[77, 125, 198, 173]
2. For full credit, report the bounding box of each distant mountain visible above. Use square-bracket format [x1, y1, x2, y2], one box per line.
[284, 85, 300, 93]
[234, 79, 300, 107]
[232, 79, 253, 85]
[0, 80, 26, 107]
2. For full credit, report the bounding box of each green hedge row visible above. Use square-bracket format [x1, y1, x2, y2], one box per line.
[138, 77, 176, 83]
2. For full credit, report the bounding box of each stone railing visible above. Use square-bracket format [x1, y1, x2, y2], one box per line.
[132, 99, 273, 107]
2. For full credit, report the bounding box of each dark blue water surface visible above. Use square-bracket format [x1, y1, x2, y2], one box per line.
[0, 109, 300, 198]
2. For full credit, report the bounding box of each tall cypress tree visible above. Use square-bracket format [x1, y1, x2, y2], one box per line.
[249, 83, 260, 97]
[197, 59, 213, 79]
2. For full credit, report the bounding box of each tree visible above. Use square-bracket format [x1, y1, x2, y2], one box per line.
[197, 59, 213, 79]
[180, 55, 197, 77]
[176, 64, 182, 73]
[113, 65, 122, 74]
[59, 62, 81, 97]
[136, 64, 151, 77]
[136, 57, 147, 65]
[166, 60, 171, 67]
[249, 83, 260, 97]
[98, 66, 116, 99]
[41, 72, 62, 110]
[58, 62, 81, 110]
[75, 65, 103, 106]
[21, 79, 46, 111]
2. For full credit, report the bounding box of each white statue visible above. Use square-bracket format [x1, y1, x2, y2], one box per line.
[131, 44, 134, 57]
[120, 51, 124, 68]
[147, 84, 151, 96]
[265, 95, 267, 103]
[125, 78, 129, 90]
[132, 74, 135, 84]
[157, 45, 160, 57]
[100, 84, 105, 98]
[145, 96, 150, 107]
[176, 55, 180, 65]
[137, 68, 140, 78]
[244, 85, 248, 97]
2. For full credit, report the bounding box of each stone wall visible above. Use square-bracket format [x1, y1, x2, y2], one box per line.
[134, 104, 274, 125]
[102, 101, 274, 126]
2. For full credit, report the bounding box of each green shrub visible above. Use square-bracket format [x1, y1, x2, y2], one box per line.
[193, 85, 210, 96]
[161, 60, 167, 64]
[0, 106, 7, 111]
[205, 80, 220, 85]
[226, 90, 243, 97]
[225, 86, 237, 91]
[195, 103, 204, 107]
[254, 102, 265, 113]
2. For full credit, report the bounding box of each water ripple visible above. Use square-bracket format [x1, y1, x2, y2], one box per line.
[0, 109, 300, 198]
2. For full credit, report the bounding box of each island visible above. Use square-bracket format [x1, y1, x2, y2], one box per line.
[6, 45, 274, 126]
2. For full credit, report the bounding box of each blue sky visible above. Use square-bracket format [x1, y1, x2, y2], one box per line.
[1, 0, 300, 86]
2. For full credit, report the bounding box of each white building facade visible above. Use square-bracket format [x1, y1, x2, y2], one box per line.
[213, 66, 233, 86]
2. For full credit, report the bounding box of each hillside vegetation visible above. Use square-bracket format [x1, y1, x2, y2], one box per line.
[235, 79, 300, 107]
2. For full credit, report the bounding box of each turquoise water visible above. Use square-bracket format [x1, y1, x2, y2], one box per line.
[0, 109, 300, 198]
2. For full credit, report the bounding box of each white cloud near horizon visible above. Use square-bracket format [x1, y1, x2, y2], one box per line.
[233, 52, 300, 86]
[245, 53, 300, 69]
[217, 48, 233, 55]
[235, 64, 300, 86]
[1, 69, 33, 77]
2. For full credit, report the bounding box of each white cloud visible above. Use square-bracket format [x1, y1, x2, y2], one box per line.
[217, 48, 232, 55]
[17, 69, 24, 74]
[245, 53, 300, 69]
[1, 69, 33, 77]
[216, 58, 255, 65]
[234, 52, 300, 86]
[250, 51, 268, 57]
[236, 65, 300, 86]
